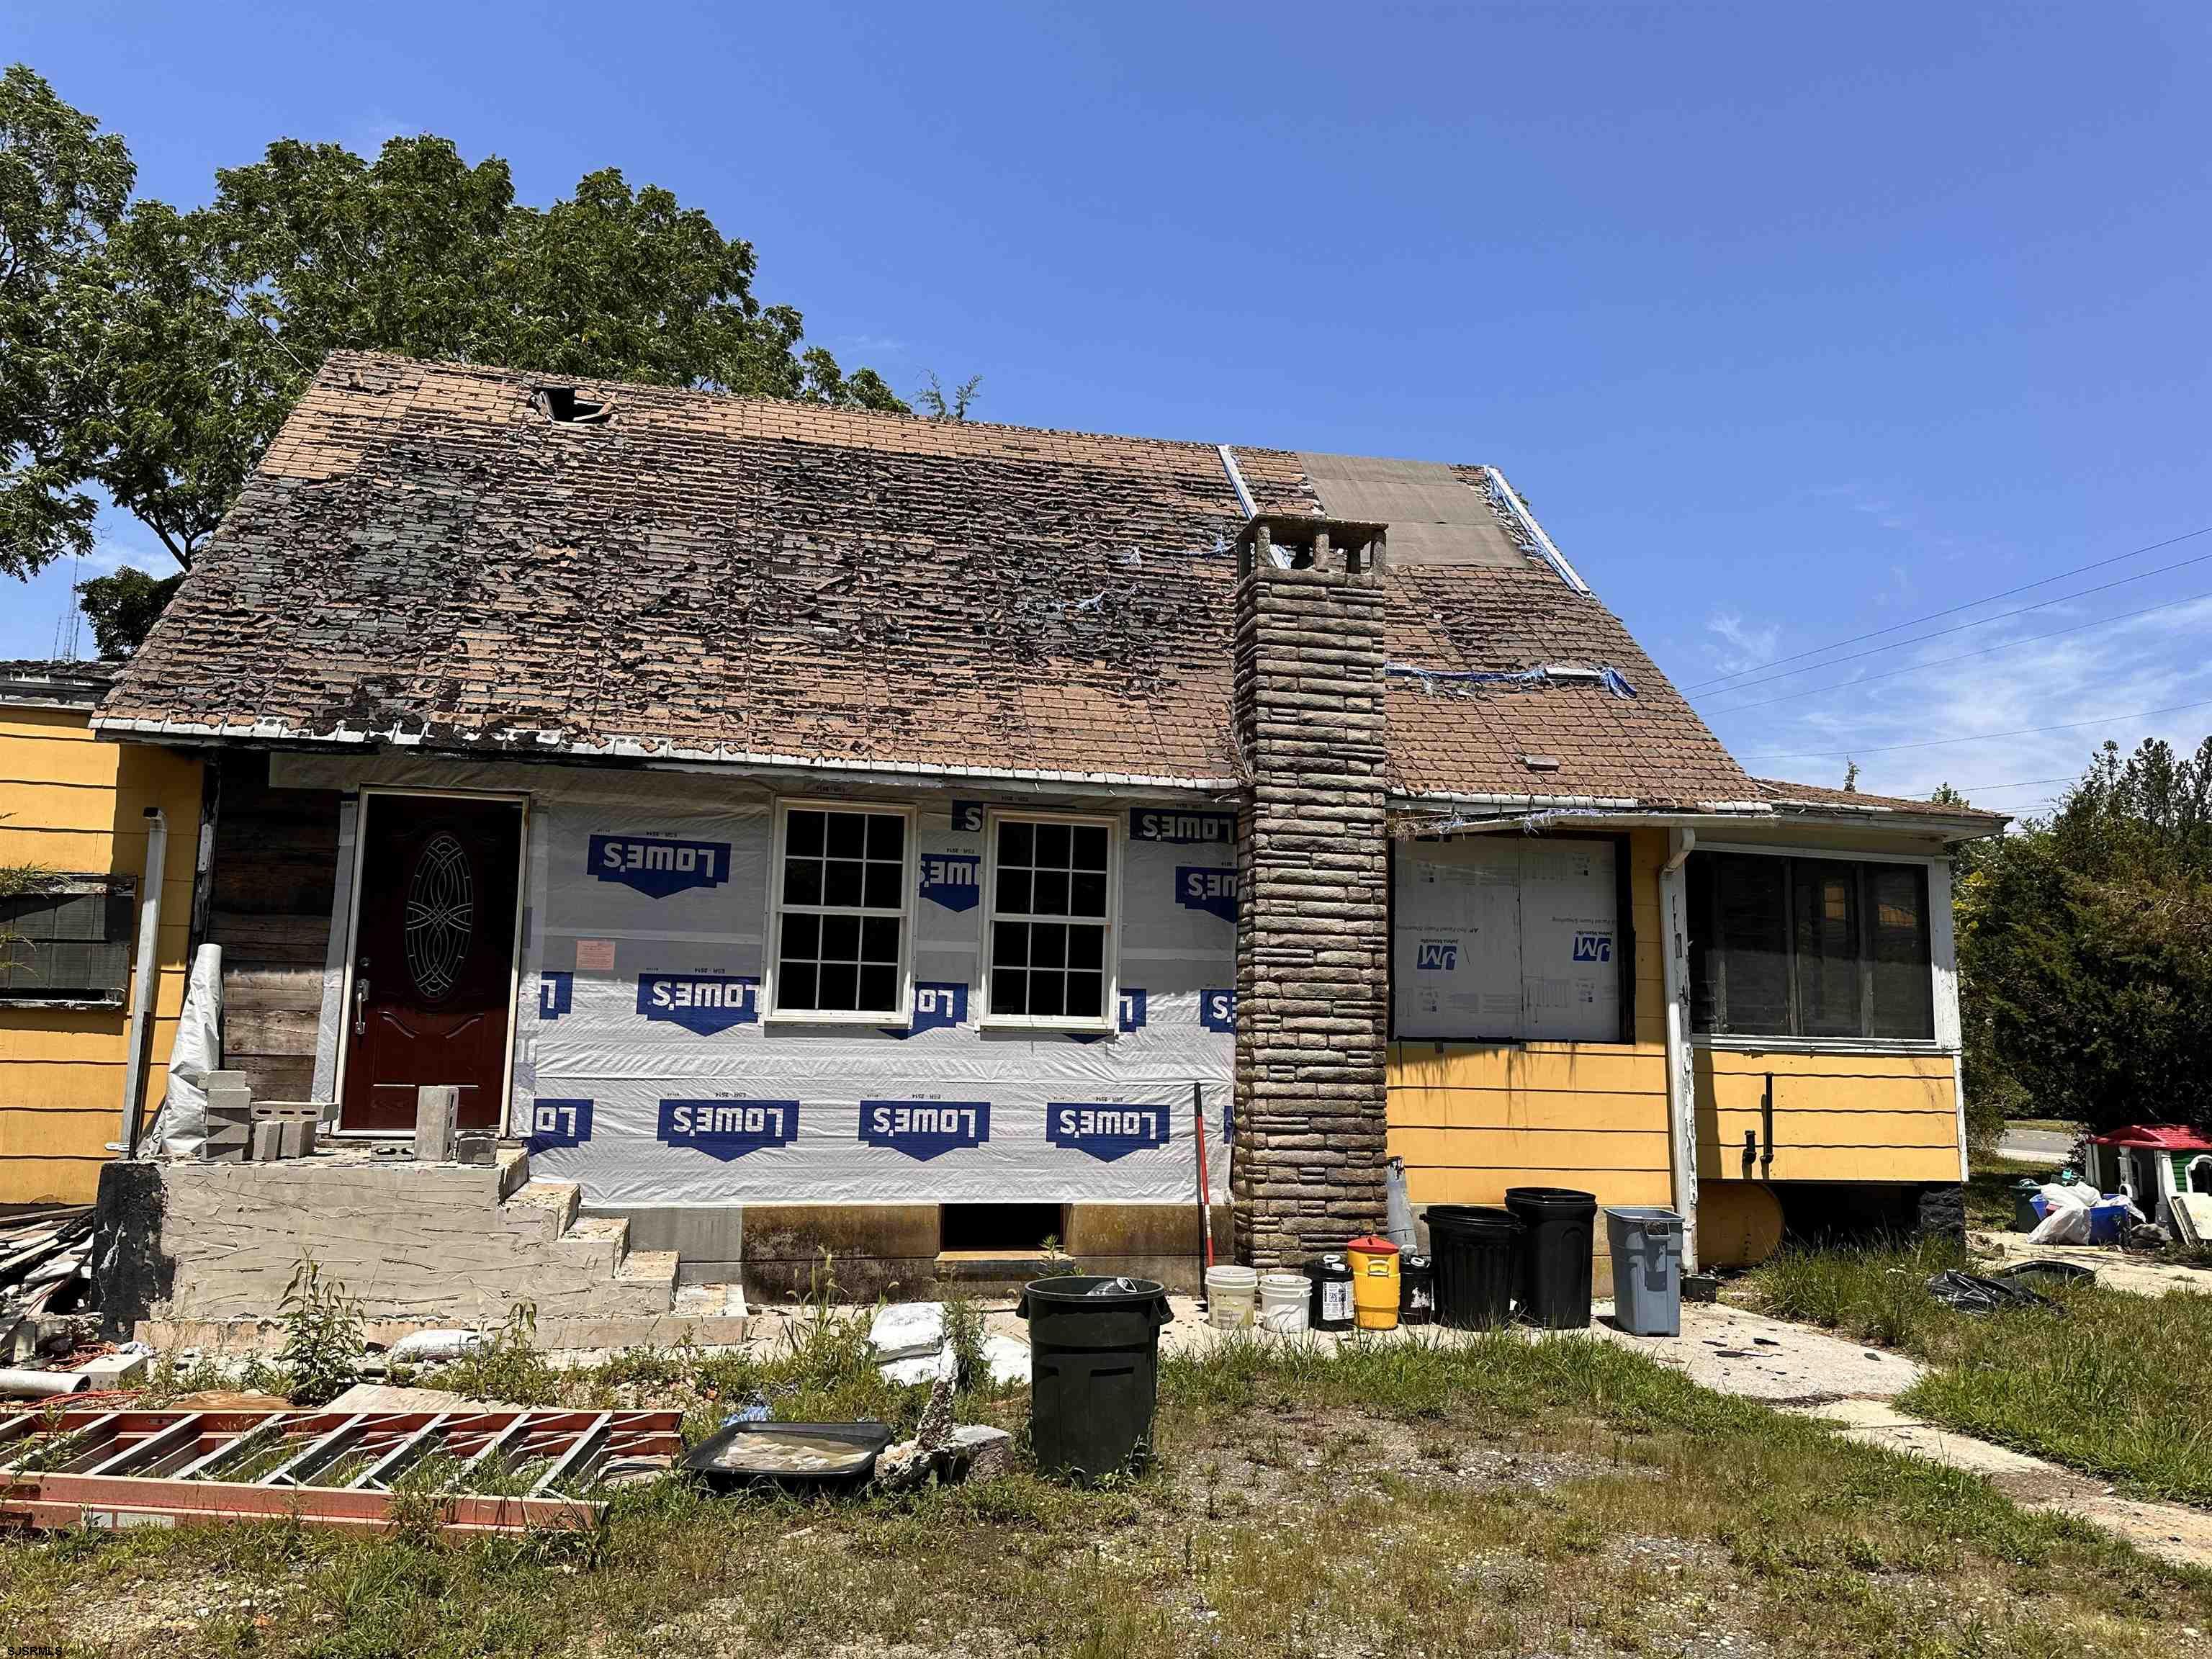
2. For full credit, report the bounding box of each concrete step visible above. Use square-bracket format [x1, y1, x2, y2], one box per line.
[501, 1178, 582, 1245]
[495, 1144, 533, 1200]
[552, 1214, 629, 1274]
[616, 1249, 680, 1295]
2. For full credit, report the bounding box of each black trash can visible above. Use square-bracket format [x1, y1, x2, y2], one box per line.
[1424, 1205, 1524, 1328]
[1505, 1187, 1597, 1329]
[1018, 1276, 1172, 1480]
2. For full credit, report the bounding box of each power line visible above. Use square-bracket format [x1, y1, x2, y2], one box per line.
[1735, 696, 2212, 763]
[1930, 776, 2072, 796]
[1702, 587, 2212, 715]
[1689, 545, 2212, 698]
[1685, 523, 2212, 693]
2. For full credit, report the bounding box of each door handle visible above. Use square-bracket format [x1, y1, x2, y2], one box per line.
[354, 975, 369, 1037]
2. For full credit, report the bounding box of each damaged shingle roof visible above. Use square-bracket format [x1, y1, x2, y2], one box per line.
[103, 351, 1776, 808]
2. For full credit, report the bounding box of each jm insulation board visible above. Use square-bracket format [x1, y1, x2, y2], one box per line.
[1394, 837, 1619, 1043]
[498, 780, 1233, 1209]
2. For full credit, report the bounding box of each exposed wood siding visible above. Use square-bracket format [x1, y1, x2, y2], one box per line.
[205, 752, 342, 1104]
[0, 706, 203, 1203]
[1692, 1048, 1964, 1184]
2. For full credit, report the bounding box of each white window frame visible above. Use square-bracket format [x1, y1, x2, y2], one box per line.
[979, 806, 1120, 1034]
[763, 797, 918, 1027]
[1685, 840, 1954, 1056]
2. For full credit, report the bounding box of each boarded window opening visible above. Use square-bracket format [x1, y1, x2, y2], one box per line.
[0, 877, 134, 1003]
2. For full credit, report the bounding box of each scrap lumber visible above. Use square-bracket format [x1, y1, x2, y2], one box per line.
[0, 1408, 682, 1534]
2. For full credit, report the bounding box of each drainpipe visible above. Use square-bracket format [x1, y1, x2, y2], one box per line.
[1658, 829, 1699, 1272]
[119, 806, 168, 1157]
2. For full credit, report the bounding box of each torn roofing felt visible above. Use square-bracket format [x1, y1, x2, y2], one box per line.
[104, 351, 1760, 807]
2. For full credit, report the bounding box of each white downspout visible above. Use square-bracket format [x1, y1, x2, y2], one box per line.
[1658, 828, 1699, 1271]
[119, 806, 168, 1156]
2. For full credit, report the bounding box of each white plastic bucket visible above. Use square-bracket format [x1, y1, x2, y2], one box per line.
[1258, 1272, 1310, 1334]
[1205, 1264, 1259, 1328]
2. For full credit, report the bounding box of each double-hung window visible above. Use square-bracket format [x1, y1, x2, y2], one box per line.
[768, 801, 915, 1022]
[984, 812, 1117, 1030]
[1687, 851, 1934, 1041]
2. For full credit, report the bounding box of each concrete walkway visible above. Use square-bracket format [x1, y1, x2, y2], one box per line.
[1969, 1230, 2212, 1298]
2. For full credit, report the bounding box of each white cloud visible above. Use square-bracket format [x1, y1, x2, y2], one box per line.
[1711, 594, 2212, 821]
[1704, 610, 1781, 674]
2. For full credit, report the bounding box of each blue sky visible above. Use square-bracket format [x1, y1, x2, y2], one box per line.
[9, 2, 2210, 815]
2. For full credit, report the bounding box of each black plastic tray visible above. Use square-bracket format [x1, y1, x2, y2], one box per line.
[680, 1421, 894, 1494]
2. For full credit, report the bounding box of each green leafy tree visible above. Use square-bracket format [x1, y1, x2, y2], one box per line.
[917, 371, 984, 421]
[1, 64, 909, 653]
[1955, 737, 2212, 1137]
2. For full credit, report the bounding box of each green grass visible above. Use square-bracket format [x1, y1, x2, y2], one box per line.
[0, 1328, 2205, 1657]
[1750, 1238, 2212, 1503]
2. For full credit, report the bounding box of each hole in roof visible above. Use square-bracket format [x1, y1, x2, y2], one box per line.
[536, 386, 611, 426]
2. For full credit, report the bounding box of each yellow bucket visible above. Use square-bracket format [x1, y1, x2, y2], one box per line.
[1346, 1236, 1401, 1331]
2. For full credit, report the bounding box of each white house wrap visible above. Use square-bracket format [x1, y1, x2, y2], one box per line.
[505, 786, 1234, 1210]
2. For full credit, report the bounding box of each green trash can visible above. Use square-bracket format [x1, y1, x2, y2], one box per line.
[2010, 1178, 2044, 1233]
[1019, 1276, 1172, 1481]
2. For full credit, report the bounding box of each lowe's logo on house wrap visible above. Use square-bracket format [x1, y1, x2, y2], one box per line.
[1177, 866, 1238, 922]
[863, 1100, 990, 1161]
[1066, 987, 1148, 1044]
[1572, 932, 1614, 963]
[659, 1098, 797, 1161]
[1200, 987, 1236, 1033]
[589, 835, 731, 899]
[1416, 939, 1460, 971]
[950, 800, 986, 835]
[537, 971, 573, 1022]
[1051, 1102, 1172, 1163]
[637, 974, 759, 1035]
[919, 853, 981, 912]
[1130, 809, 1236, 845]
[886, 981, 968, 1038]
[528, 1097, 593, 1151]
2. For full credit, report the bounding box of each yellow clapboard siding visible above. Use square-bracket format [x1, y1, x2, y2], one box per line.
[0, 780, 199, 835]
[1696, 1074, 1954, 1116]
[1697, 1143, 1962, 1184]
[0, 1161, 106, 1205]
[1704, 1107, 1959, 1149]
[0, 1064, 140, 1113]
[1700, 1048, 1956, 1080]
[0, 707, 97, 742]
[1388, 1089, 1671, 1133]
[1406, 1167, 1673, 1207]
[0, 1102, 122, 1154]
[0, 1014, 171, 1062]
[1390, 1126, 1671, 1172]
[0, 734, 122, 783]
[1388, 1043, 1665, 1094]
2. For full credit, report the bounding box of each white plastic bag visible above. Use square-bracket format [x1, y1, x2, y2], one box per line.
[137, 943, 222, 1159]
[2026, 1182, 2092, 1245]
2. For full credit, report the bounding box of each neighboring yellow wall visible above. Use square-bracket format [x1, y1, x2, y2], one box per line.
[0, 706, 202, 1205]
[1693, 1048, 1961, 1184]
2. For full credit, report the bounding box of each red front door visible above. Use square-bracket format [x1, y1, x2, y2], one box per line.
[340, 793, 523, 1134]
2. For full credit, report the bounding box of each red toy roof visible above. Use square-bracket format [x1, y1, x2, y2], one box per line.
[2090, 1124, 2212, 1151]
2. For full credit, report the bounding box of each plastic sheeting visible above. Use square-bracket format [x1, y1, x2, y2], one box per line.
[136, 943, 222, 1159]
[510, 786, 1236, 1209]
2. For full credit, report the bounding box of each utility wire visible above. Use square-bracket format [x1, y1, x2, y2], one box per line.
[1925, 776, 2071, 796]
[1703, 587, 2212, 715]
[1684, 523, 2212, 692]
[1735, 696, 2212, 763]
[1689, 546, 2212, 698]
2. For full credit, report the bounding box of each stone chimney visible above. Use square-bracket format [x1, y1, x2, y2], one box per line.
[1230, 515, 1393, 1267]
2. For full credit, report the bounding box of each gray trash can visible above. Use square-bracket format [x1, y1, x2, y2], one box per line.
[1604, 1206, 1684, 1336]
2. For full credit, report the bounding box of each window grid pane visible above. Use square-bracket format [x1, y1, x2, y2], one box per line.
[778, 808, 906, 1013]
[989, 817, 1111, 1020]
